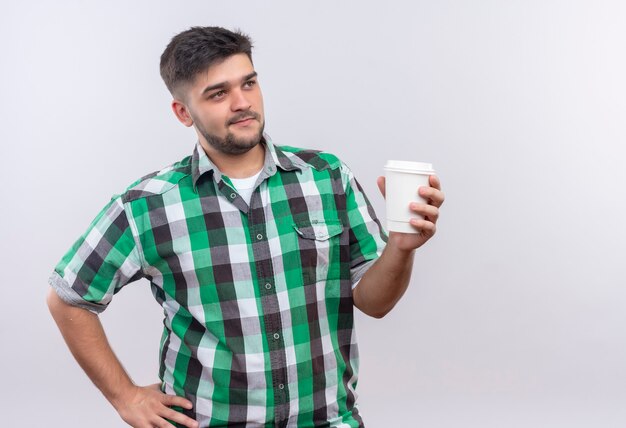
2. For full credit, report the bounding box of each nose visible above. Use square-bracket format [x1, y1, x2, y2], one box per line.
[230, 88, 251, 112]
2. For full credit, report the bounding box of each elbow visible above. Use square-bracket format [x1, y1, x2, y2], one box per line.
[361, 304, 393, 319]
[353, 288, 394, 319]
[370, 308, 391, 319]
[369, 298, 400, 318]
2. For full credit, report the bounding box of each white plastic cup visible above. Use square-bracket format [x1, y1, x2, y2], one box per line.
[384, 160, 436, 234]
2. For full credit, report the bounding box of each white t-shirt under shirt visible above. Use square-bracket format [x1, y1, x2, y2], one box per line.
[229, 169, 362, 290]
[229, 169, 263, 206]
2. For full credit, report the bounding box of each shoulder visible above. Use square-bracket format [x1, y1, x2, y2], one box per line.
[121, 155, 192, 203]
[276, 144, 344, 171]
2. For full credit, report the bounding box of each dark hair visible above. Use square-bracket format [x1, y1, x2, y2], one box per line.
[160, 26, 253, 98]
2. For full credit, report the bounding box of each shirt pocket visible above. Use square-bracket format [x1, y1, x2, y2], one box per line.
[292, 219, 344, 283]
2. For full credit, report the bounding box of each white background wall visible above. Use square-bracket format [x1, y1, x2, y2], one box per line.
[1, 1, 625, 426]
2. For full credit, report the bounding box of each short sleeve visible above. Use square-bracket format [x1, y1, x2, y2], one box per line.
[48, 194, 144, 313]
[340, 161, 388, 286]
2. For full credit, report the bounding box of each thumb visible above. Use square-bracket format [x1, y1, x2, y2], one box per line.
[376, 176, 386, 199]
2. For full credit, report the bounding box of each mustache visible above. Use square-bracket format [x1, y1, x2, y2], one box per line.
[227, 111, 260, 125]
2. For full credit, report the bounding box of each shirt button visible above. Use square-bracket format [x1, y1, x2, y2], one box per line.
[265, 283, 272, 290]
[230, 193, 236, 199]
[256, 233, 263, 240]
[273, 333, 280, 340]
[278, 383, 285, 390]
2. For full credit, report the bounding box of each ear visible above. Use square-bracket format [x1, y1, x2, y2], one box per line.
[171, 100, 194, 127]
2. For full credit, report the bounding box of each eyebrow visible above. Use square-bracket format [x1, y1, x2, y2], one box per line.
[201, 71, 258, 95]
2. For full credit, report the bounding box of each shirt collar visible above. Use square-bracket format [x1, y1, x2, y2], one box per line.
[191, 133, 308, 191]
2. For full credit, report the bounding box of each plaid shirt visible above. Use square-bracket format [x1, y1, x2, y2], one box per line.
[49, 135, 388, 427]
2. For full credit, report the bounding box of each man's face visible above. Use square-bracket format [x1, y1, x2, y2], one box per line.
[178, 53, 265, 155]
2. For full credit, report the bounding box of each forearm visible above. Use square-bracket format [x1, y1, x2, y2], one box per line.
[352, 238, 415, 318]
[46, 289, 135, 409]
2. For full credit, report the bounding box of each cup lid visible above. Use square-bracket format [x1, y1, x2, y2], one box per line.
[385, 160, 434, 172]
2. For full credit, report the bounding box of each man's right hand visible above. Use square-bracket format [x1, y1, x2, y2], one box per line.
[47, 290, 199, 428]
[114, 383, 199, 428]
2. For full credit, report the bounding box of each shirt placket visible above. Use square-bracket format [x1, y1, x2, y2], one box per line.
[248, 180, 291, 426]
[217, 168, 291, 425]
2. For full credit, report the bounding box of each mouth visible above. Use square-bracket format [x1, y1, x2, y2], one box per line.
[229, 113, 259, 127]
[232, 117, 256, 126]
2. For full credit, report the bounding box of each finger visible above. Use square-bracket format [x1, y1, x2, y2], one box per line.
[428, 174, 442, 190]
[162, 393, 194, 410]
[409, 203, 439, 223]
[377, 176, 386, 198]
[409, 218, 437, 236]
[159, 407, 199, 428]
[419, 186, 445, 208]
[151, 417, 176, 428]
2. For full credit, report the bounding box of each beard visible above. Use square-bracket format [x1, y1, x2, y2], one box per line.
[194, 111, 265, 156]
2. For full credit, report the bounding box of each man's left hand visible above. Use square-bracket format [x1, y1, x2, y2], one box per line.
[376, 174, 445, 252]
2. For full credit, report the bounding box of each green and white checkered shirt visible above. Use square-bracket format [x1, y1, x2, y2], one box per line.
[49, 135, 388, 427]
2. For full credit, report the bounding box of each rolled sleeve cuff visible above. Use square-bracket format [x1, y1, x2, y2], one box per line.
[48, 271, 108, 314]
[350, 258, 377, 289]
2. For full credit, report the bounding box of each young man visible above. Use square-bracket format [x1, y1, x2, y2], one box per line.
[47, 27, 444, 427]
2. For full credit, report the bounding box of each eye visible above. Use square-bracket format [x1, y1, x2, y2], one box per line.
[209, 90, 227, 100]
[243, 79, 257, 89]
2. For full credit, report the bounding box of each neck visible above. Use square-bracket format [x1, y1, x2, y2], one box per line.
[199, 140, 265, 178]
